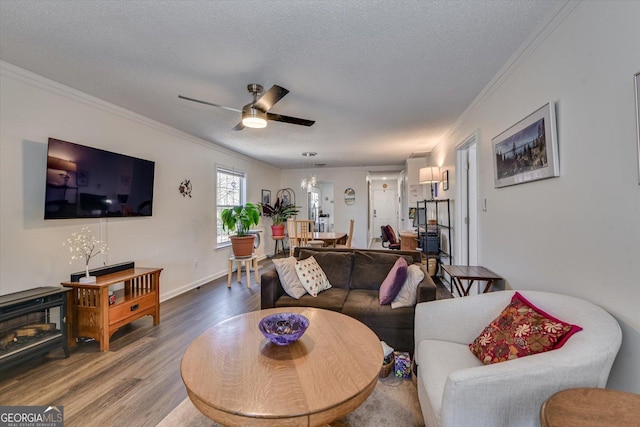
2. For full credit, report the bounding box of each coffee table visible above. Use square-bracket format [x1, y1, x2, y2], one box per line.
[181, 307, 383, 426]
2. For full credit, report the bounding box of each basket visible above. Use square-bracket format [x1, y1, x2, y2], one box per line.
[379, 359, 394, 378]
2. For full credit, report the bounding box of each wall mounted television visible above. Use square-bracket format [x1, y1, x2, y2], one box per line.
[44, 138, 155, 219]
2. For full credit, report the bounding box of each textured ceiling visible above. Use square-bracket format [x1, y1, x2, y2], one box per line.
[0, 1, 564, 169]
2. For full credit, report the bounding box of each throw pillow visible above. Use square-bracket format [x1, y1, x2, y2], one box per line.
[391, 264, 425, 309]
[469, 292, 583, 364]
[294, 256, 332, 297]
[379, 257, 408, 305]
[272, 257, 307, 299]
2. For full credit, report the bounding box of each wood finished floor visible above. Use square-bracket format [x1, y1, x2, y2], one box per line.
[0, 251, 451, 426]
[0, 260, 269, 426]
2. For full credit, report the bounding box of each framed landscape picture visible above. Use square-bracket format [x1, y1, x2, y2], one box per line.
[492, 102, 559, 188]
[635, 71, 640, 184]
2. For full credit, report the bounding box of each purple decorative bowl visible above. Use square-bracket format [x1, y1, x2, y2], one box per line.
[258, 313, 309, 345]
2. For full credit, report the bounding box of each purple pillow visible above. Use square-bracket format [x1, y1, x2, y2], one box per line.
[379, 257, 408, 305]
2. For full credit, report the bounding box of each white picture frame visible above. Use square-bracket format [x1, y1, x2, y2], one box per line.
[635, 71, 640, 184]
[492, 102, 559, 188]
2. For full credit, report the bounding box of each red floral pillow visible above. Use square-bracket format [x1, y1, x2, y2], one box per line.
[469, 292, 582, 364]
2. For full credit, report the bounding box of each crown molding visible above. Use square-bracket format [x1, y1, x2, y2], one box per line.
[0, 60, 273, 167]
[442, 0, 580, 144]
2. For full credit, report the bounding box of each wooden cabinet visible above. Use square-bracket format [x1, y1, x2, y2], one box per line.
[398, 230, 419, 251]
[62, 267, 162, 351]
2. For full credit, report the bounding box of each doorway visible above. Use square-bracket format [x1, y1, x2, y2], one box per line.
[372, 186, 398, 241]
[456, 131, 479, 271]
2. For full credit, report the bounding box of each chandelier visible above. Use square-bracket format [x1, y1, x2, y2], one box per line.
[300, 152, 317, 193]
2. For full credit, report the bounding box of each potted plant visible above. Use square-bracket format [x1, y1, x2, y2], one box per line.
[221, 203, 261, 257]
[260, 198, 300, 237]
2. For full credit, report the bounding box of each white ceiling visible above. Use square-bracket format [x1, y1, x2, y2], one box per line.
[0, 1, 564, 169]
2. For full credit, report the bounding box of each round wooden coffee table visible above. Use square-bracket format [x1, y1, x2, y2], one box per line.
[181, 307, 383, 426]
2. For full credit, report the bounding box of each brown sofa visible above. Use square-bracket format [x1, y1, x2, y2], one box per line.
[261, 247, 437, 351]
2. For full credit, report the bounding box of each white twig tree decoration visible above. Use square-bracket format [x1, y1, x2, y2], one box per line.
[63, 227, 108, 282]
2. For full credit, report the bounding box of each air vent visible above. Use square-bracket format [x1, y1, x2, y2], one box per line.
[314, 163, 326, 168]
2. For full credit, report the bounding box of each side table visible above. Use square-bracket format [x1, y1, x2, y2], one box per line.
[62, 267, 162, 351]
[227, 254, 259, 288]
[441, 265, 502, 297]
[541, 387, 640, 426]
[272, 235, 286, 257]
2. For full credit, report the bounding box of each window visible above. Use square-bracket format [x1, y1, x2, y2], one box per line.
[216, 167, 246, 245]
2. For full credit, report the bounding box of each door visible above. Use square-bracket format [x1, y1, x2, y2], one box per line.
[456, 132, 479, 290]
[372, 188, 398, 238]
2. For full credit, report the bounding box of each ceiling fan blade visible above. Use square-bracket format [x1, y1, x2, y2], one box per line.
[232, 121, 245, 131]
[178, 95, 242, 113]
[266, 112, 315, 127]
[253, 85, 289, 112]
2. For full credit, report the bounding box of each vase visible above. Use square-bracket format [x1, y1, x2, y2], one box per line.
[230, 235, 255, 257]
[271, 224, 286, 237]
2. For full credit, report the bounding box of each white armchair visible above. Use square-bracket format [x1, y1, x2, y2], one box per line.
[414, 290, 622, 427]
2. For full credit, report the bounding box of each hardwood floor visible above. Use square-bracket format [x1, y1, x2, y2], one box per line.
[0, 260, 269, 426]
[0, 253, 450, 426]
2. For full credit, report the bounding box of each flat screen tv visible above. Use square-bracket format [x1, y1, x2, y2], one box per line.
[44, 138, 155, 219]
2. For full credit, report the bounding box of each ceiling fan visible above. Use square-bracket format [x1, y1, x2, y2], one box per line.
[179, 84, 315, 130]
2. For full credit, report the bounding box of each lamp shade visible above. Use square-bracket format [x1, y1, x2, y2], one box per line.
[242, 107, 267, 128]
[419, 166, 439, 183]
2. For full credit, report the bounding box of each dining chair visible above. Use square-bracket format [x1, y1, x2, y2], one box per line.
[295, 220, 325, 248]
[336, 219, 354, 248]
[288, 219, 324, 256]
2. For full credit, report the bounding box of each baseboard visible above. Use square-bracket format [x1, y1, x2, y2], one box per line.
[159, 253, 269, 303]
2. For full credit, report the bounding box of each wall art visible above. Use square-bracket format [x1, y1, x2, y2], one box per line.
[492, 102, 559, 188]
[261, 189, 271, 205]
[179, 179, 192, 197]
[635, 71, 640, 184]
[442, 170, 449, 191]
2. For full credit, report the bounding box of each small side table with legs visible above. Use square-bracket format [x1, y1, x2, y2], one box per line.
[272, 236, 286, 258]
[227, 255, 259, 288]
[441, 265, 502, 297]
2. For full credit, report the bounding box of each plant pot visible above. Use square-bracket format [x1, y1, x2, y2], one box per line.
[271, 224, 286, 237]
[230, 235, 255, 257]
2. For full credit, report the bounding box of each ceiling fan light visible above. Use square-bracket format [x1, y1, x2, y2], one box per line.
[242, 107, 267, 128]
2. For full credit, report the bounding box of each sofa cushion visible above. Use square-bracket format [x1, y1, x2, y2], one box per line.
[297, 249, 354, 290]
[350, 250, 415, 290]
[469, 291, 582, 364]
[275, 288, 348, 312]
[391, 264, 425, 309]
[342, 289, 415, 329]
[294, 256, 331, 297]
[272, 257, 306, 299]
[379, 257, 408, 305]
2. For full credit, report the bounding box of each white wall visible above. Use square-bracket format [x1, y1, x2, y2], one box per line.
[0, 62, 281, 300]
[281, 166, 397, 249]
[433, 1, 640, 393]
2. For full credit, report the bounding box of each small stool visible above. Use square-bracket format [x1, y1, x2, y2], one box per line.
[227, 254, 259, 288]
[272, 236, 286, 257]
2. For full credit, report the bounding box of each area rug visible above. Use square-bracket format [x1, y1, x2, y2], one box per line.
[158, 376, 424, 426]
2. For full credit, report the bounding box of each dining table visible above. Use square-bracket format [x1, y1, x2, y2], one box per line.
[312, 232, 347, 247]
